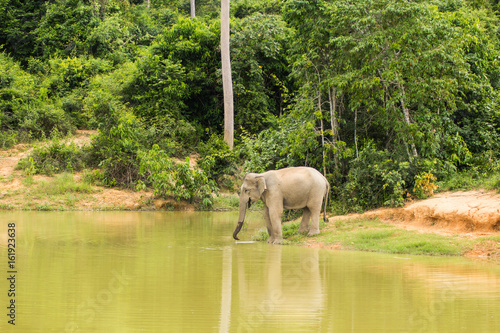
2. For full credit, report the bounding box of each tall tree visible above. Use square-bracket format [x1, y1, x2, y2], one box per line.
[190, 0, 195, 18]
[221, 0, 234, 149]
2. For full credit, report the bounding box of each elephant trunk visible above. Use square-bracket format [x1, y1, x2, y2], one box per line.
[233, 197, 249, 240]
[233, 221, 244, 240]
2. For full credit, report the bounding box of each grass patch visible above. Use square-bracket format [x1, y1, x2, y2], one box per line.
[438, 170, 500, 192]
[212, 194, 240, 211]
[252, 217, 472, 256]
[0, 203, 15, 210]
[35, 173, 95, 195]
[323, 218, 470, 256]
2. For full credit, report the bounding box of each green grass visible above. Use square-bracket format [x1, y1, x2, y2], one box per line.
[438, 170, 500, 192]
[252, 218, 473, 256]
[212, 194, 240, 211]
[0, 203, 15, 210]
[35, 172, 95, 195]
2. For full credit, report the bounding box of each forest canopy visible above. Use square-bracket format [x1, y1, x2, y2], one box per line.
[1, 0, 500, 210]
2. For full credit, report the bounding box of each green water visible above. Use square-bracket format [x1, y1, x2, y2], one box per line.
[0, 211, 499, 332]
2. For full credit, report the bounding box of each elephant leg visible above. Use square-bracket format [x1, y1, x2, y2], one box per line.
[264, 206, 273, 242]
[308, 205, 321, 236]
[268, 201, 284, 244]
[298, 208, 311, 233]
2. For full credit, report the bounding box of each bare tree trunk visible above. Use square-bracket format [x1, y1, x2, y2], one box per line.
[146, 0, 150, 9]
[354, 109, 359, 159]
[221, 0, 234, 149]
[328, 87, 339, 167]
[399, 84, 418, 159]
[190, 0, 195, 18]
[319, 109, 326, 176]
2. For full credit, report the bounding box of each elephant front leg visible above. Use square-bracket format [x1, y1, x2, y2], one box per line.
[268, 204, 284, 244]
[264, 207, 273, 242]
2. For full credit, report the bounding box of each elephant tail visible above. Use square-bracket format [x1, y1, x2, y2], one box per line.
[323, 180, 330, 223]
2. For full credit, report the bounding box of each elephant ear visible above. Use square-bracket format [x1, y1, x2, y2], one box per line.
[256, 176, 267, 196]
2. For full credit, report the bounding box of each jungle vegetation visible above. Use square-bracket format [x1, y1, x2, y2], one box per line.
[1, 0, 500, 211]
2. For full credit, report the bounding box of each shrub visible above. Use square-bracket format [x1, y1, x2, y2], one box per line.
[137, 145, 219, 209]
[17, 133, 86, 175]
[413, 171, 439, 199]
[15, 104, 75, 139]
[0, 130, 17, 149]
[343, 143, 410, 210]
[198, 134, 238, 182]
[88, 114, 146, 186]
[144, 117, 197, 157]
[239, 126, 290, 173]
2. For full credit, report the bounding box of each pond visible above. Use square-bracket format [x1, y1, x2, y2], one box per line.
[0, 211, 499, 332]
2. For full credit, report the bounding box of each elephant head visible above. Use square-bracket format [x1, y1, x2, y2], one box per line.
[233, 173, 267, 240]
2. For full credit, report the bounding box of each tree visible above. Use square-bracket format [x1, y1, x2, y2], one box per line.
[221, 0, 234, 149]
[190, 0, 195, 18]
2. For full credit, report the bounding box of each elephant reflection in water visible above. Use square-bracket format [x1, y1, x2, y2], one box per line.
[234, 246, 325, 331]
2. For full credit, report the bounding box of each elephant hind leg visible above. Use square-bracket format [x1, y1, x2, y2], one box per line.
[308, 205, 321, 236]
[298, 208, 311, 233]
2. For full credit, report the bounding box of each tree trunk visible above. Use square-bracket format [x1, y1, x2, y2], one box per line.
[318, 90, 326, 177]
[221, 0, 234, 149]
[328, 87, 339, 167]
[354, 109, 359, 159]
[399, 84, 418, 159]
[190, 0, 195, 18]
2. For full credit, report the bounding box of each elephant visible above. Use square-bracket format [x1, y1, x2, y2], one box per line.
[232, 167, 330, 244]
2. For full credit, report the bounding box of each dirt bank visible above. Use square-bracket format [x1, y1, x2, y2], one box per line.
[338, 191, 500, 235]
[323, 191, 500, 258]
[0, 131, 155, 210]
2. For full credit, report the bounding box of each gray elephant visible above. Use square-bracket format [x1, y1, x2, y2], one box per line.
[232, 167, 330, 244]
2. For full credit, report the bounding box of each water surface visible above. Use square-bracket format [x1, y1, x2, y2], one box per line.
[0, 211, 499, 332]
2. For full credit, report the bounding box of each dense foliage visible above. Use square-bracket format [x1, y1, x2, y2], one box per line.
[2, 0, 500, 210]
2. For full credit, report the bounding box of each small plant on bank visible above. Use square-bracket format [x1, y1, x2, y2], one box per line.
[413, 171, 439, 199]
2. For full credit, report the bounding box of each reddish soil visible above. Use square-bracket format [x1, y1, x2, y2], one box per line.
[326, 191, 500, 258]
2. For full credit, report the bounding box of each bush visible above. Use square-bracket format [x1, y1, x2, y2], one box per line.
[343, 144, 410, 210]
[198, 134, 238, 183]
[413, 171, 439, 199]
[88, 114, 146, 186]
[144, 117, 197, 156]
[17, 132, 86, 175]
[239, 126, 290, 173]
[137, 145, 219, 209]
[0, 130, 17, 149]
[44, 57, 113, 98]
[15, 104, 76, 139]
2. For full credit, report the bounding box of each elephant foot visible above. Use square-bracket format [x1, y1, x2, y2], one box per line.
[298, 226, 308, 233]
[308, 229, 320, 236]
[267, 237, 283, 245]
